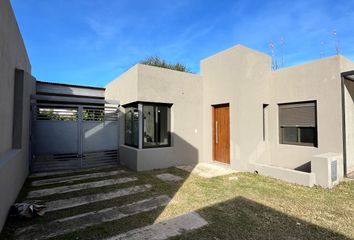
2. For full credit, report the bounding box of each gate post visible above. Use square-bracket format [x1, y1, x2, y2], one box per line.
[78, 106, 84, 168]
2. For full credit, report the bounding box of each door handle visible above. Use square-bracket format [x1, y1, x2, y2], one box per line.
[215, 121, 218, 144]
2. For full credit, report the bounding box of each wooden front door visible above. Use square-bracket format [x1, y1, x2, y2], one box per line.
[212, 104, 230, 164]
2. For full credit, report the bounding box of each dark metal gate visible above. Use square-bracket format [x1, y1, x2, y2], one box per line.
[30, 103, 120, 172]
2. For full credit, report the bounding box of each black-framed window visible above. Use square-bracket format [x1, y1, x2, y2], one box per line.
[143, 104, 170, 148]
[279, 101, 317, 147]
[125, 104, 139, 147]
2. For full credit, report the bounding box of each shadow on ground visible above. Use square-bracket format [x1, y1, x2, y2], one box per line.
[0, 164, 351, 239]
[174, 196, 350, 240]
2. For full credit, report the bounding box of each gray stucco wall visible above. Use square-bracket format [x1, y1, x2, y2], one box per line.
[0, 0, 35, 231]
[105, 66, 139, 149]
[0, 0, 31, 153]
[200, 45, 272, 171]
[200, 46, 354, 180]
[137, 64, 203, 167]
[108, 45, 354, 180]
[105, 64, 203, 170]
[269, 56, 343, 170]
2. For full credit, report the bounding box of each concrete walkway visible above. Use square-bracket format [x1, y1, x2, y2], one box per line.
[27, 177, 137, 198]
[105, 212, 208, 240]
[29, 165, 119, 178]
[31, 170, 126, 186]
[156, 173, 183, 182]
[177, 162, 237, 178]
[45, 184, 152, 212]
[16, 195, 171, 240]
[5, 166, 208, 239]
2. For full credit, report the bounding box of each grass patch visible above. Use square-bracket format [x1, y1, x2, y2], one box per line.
[1, 166, 354, 239]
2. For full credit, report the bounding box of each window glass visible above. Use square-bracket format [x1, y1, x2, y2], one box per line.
[125, 105, 139, 147]
[157, 106, 169, 145]
[300, 127, 315, 144]
[143, 104, 170, 147]
[143, 105, 155, 147]
[282, 127, 298, 143]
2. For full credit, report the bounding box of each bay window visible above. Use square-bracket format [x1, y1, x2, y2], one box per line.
[124, 102, 171, 148]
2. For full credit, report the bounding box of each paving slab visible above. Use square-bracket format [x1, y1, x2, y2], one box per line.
[31, 170, 126, 187]
[105, 212, 208, 240]
[156, 173, 183, 182]
[16, 195, 171, 240]
[45, 184, 152, 212]
[29, 165, 119, 178]
[176, 163, 237, 178]
[27, 177, 137, 198]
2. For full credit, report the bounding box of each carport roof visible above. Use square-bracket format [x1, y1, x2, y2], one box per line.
[37, 81, 105, 90]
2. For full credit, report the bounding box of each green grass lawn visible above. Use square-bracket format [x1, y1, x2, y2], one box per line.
[1, 166, 354, 239]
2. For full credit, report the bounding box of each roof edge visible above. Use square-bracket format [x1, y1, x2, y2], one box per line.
[36, 81, 105, 90]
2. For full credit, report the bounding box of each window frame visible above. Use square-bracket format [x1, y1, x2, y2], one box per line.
[278, 100, 318, 147]
[123, 101, 172, 149]
[124, 104, 139, 148]
[142, 103, 171, 149]
[262, 104, 269, 141]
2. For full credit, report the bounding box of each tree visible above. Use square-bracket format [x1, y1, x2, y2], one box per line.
[139, 56, 192, 73]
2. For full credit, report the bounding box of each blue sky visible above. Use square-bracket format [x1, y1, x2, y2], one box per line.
[11, 0, 354, 87]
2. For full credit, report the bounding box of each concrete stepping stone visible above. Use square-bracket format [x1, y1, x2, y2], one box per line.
[176, 163, 237, 178]
[15, 195, 171, 240]
[156, 173, 183, 182]
[27, 177, 137, 198]
[105, 212, 208, 240]
[45, 184, 152, 212]
[29, 165, 119, 178]
[31, 170, 126, 187]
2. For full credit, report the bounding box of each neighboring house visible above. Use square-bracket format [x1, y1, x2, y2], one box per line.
[2, 0, 354, 232]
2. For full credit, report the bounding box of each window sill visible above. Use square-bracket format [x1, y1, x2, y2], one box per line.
[143, 145, 171, 149]
[122, 144, 139, 149]
[279, 142, 318, 148]
[121, 145, 173, 150]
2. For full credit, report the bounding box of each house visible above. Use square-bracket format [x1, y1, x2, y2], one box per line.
[1, 0, 354, 232]
[106, 46, 354, 189]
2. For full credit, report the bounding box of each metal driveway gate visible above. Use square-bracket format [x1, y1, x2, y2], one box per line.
[31, 103, 120, 172]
